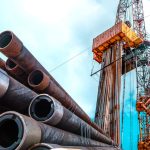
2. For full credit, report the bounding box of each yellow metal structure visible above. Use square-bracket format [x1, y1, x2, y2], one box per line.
[136, 97, 150, 115]
[92, 21, 143, 63]
[138, 140, 150, 150]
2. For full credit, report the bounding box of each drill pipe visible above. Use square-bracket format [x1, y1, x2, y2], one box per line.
[0, 30, 90, 125]
[0, 69, 37, 114]
[0, 58, 6, 71]
[28, 69, 105, 135]
[29, 143, 119, 150]
[0, 58, 28, 85]
[0, 111, 111, 150]
[29, 94, 115, 145]
[5, 58, 28, 85]
[0, 106, 9, 114]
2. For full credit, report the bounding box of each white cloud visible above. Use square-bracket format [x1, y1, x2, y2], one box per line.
[14, 0, 105, 116]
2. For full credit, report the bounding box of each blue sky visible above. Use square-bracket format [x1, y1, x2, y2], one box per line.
[0, 0, 150, 149]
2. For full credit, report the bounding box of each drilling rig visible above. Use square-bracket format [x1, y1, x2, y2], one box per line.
[92, 0, 150, 149]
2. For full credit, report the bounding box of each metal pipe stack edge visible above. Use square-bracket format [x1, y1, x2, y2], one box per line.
[0, 31, 120, 150]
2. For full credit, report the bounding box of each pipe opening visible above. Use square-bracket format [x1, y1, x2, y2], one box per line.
[35, 100, 52, 118]
[30, 96, 54, 121]
[29, 70, 44, 85]
[6, 59, 17, 69]
[0, 120, 18, 148]
[0, 31, 12, 48]
[0, 114, 23, 149]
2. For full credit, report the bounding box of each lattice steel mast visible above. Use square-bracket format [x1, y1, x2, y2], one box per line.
[116, 0, 129, 24]
[132, 0, 150, 149]
[94, 0, 150, 149]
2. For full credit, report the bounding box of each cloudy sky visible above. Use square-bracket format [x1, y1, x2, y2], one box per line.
[0, 0, 150, 149]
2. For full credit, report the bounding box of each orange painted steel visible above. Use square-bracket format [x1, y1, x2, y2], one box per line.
[136, 96, 150, 115]
[0, 58, 28, 85]
[92, 21, 143, 63]
[137, 96, 150, 150]
[138, 139, 150, 150]
[0, 31, 92, 130]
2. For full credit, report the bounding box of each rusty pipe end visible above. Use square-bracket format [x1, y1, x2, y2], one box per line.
[0, 31, 23, 58]
[6, 59, 18, 71]
[5, 58, 19, 73]
[28, 70, 50, 91]
[29, 94, 63, 125]
[0, 69, 9, 98]
[0, 111, 41, 150]
[0, 112, 24, 150]
[5, 59, 24, 76]
[29, 143, 61, 150]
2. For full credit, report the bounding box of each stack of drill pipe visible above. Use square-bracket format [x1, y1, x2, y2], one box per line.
[28, 69, 105, 134]
[0, 30, 106, 135]
[0, 30, 119, 149]
[0, 69, 36, 114]
[0, 111, 113, 150]
[29, 143, 119, 150]
[28, 94, 115, 145]
[0, 73, 118, 150]
[0, 31, 88, 121]
[0, 69, 115, 146]
[5, 58, 28, 85]
[0, 57, 28, 85]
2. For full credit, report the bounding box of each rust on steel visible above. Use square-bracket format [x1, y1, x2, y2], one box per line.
[0, 69, 37, 114]
[5, 58, 28, 85]
[0, 31, 91, 125]
[0, 111, 112, 150]
[28, 70, 91, 121]
[29, 94, 116, 145]
[94, 44, 122, 144]
[0, 58, 6, 71]
[28, 69, 106, 135]
[0, 58, 28, 85]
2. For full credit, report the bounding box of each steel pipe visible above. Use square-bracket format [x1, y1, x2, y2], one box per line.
[29, 143, 119, 150]
[0, 69, 37, 114]
[29, 94, 115, 145]
[28, 70, 90, 121]
[0, 111, 111, 150]
[0, 106, 9, 114]
[0, 58, 6, 71]
[28, 69, 105, 135]
[0, 30, 90, 125]
[0, 58, 28, 85]
[0, 69, 106, 143]
[0, 111, 41, 150]
[5, 58, 28, 85]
